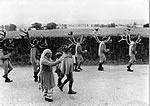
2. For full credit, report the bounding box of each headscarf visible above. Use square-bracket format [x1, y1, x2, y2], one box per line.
[40, 49, 52, 62]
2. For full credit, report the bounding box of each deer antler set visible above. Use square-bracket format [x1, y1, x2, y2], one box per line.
[91, 28, 112, 43]
[68, 31, 85, 45]
[118, 29, 142, 45]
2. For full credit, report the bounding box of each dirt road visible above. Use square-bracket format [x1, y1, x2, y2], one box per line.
[0, 65, 149, 106]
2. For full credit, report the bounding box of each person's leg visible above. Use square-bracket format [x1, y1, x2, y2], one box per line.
[58, 74, 70, 91]
[98, 55, 106, 71]
[58, 72, 64, 87]
[77, 56, 83, 70]
[74, 56, 80, 72]
[127, 55, 135, 72]
[8, 61, 13, 73]
[3, 60, 12, 82]
[68, 72, 76, 94]
[33, 62, 38, 82]
[98, 62, 103, 70]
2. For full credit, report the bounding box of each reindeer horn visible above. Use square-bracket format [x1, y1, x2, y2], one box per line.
[118, 33, 127, 42]
[118, 29, 130, 45]
[136, 33, 142, 44]
[68, 31, 77, 44]
[91, 28, 101, 43]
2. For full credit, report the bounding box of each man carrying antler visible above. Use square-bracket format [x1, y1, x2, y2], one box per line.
[68, 31, 87, 72]
[92, 28, 111, 71]
[0, 30, 14, 82]
[30, 39, 40, 82]
[19, 29, 40, 82]
[118, 29, 142, 72]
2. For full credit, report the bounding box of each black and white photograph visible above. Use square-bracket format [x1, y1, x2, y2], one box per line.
[0, 0, 149, 105]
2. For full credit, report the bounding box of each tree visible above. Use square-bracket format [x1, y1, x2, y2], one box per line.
[31, 22, 42, 30]
[9, 24, 17, 31]
[46, 22, 57, 30]
[107, 23, 116, 28]
[4, 24, 17, 31]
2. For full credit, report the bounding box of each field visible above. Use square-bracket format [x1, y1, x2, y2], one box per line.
[6, 28, 150, 38]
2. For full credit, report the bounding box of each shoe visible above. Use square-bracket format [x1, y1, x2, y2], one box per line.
[33, 75, 38, 82]
[45, 98, 53, 102]
[74, 69, 80, 72]
[5, 79, 13, 83]
[58, 85, 63, 91]
[34, 77, 38, 82]
[98, 67, 104, 71]
[68, 90, 77, 94]
[127, 68, 133, 72]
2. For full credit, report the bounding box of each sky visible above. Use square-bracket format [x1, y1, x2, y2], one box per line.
[0, 0, 149, 26]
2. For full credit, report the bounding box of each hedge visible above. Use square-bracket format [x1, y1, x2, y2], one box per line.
[9, 34, 149, 66]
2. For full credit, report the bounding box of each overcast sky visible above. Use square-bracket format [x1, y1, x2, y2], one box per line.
[0, 0, 149, 25]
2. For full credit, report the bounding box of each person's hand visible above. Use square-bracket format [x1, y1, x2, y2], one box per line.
[107, 49, 109, 52]
[84, 50, 87, 53]
[58, 56, 64, 62]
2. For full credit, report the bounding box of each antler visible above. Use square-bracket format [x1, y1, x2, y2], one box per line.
[118, 29, 130, 45]
[136, 33, 142, 44]
[68, 31, 77, 44]
[91, 28, 101, 43]
[118, 32, 127, 42]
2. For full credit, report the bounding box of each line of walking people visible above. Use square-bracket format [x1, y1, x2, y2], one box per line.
[0, 28, 142, 102]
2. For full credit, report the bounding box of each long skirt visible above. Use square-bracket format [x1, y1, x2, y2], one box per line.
[39, 71, 55, 91]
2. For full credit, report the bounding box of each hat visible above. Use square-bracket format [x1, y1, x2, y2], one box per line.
[56, 51, 62, 57]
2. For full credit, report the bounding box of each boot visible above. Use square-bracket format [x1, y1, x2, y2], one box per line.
[127, 63, 133, 72]
[74, 57, 80, 72]
[68, 90, 77, 94]
[98, 63, 104, 71]
[78, 62, 83, 70]
[44, 98, 53, 102]
[127, 68, 133, 72]
[74, 64, 80, 72]
[33, 72, 38, 82]
[5, 78, 13, 82]
[3, 74, 13, 82]
[68, 81, 77, 94]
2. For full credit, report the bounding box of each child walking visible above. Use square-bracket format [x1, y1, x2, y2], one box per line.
[58, 44, 77, 94]
[55, 51, 63, 87]
[30, 39, 40, 82]
[38, 49, 63, 102]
